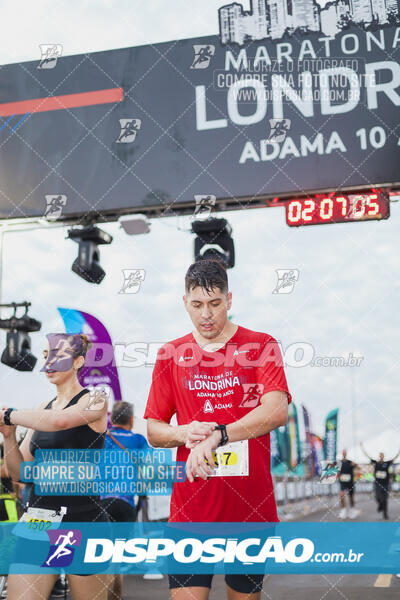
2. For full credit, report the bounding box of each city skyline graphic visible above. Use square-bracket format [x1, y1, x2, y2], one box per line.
[219, 0, 399, 43]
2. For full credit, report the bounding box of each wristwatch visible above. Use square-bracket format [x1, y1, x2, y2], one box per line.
[214, 424, 229, 447]
[3, 408, 16, 426]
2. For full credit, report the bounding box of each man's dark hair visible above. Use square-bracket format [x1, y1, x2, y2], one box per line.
[185, 259, 228, 294]
[111, 401, 133, 426]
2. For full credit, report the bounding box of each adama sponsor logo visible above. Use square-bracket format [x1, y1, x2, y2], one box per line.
[203, 400, 233, 413]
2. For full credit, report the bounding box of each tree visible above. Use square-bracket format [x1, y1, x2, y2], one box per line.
[337, 13, 353, 31]
[387, 8, 399, 24]
[365, 14, 380, 30]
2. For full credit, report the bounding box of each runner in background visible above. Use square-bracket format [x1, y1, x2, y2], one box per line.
[101, 400, 148, 521]
[145, 259, 291, 600]
[1, 443, 14, 497]
[0, 445, 18, 523]
[101, 401, 149, 600]
[338, 450, 358, 519]
[361, 442, 400, 519]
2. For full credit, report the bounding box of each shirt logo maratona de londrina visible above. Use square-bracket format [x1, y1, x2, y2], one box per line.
[189, 376, 240, 391]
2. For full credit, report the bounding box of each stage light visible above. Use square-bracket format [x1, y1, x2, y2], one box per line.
[192, 218, 235, 268]
[68, 225, 113, 284]
[0, 302, 41, 371]
[118, 214, 151, 235]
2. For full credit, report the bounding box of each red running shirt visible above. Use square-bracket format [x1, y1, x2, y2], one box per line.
[144, 325, 292, 522]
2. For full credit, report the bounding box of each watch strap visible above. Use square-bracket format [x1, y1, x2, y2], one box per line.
[4, 408, 16, 426]
[214, 424, 229, 447]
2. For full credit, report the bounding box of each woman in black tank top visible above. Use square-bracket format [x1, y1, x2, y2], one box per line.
[0, 333, 112, 599]
[28, 388, 107, 516]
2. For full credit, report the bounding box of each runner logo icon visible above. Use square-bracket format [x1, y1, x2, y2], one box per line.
[272, 270, 299, 294]
[190, 45, 215, 69]
[239, 383, 264, 408]
[44, 195, 67, 220]
[119, 269, 146, 294]
[38, 44, 63, 69]
[116, 119, 141, 143]
[42, 529, 82, 567]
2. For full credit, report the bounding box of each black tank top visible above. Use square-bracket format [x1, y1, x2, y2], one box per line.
[372, 460, 392, 487]
[340, 459, 354, 479]
[28, 389, 106, 515]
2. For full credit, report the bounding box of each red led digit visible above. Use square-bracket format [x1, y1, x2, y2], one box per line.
[336, 196, 347, 217]
[350, 195, 366, 219]
[366, 194, 379, 216]
[320, 198, 333, 220]
[288, 201, 302, 223]
[302, 199, 315, 222]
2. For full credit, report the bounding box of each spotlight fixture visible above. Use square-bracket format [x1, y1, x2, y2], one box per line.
[68, 225, 113, 284]
[192, 218, 235, 269]
[118, 214, 151, 235]
[0, 302, 42, 371]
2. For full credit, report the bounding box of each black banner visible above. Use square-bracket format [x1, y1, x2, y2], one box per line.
[0, 17, 399, 219]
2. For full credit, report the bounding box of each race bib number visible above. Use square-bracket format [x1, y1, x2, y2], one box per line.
[13, 506, 67, 540]
[375, 470, 387, 479]
[19, 506, 67, 524]
[206, 441, 249, 477]
[340, 473, 351, 482]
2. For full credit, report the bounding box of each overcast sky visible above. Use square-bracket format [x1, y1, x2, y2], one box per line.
[0, 0, 399, 458]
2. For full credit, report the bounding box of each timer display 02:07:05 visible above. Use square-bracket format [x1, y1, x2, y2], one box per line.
[285, 192, 390, 227]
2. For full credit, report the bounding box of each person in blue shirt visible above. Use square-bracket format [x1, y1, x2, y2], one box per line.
[101, 401, 149, 521]
[101, 401, 149, 600]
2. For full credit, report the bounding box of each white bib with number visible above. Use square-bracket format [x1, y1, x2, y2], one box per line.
[19, 506, 67, 524]
[208, 440, 249, 477]
[340, 473, 351, 482]
[375, 470, 387, 479]
[13, 506, 67, 541]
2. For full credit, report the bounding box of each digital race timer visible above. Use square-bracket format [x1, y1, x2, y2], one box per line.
[285, 191, 390, 227]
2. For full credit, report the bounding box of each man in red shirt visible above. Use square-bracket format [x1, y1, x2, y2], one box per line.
[144, 259, 291, 599]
